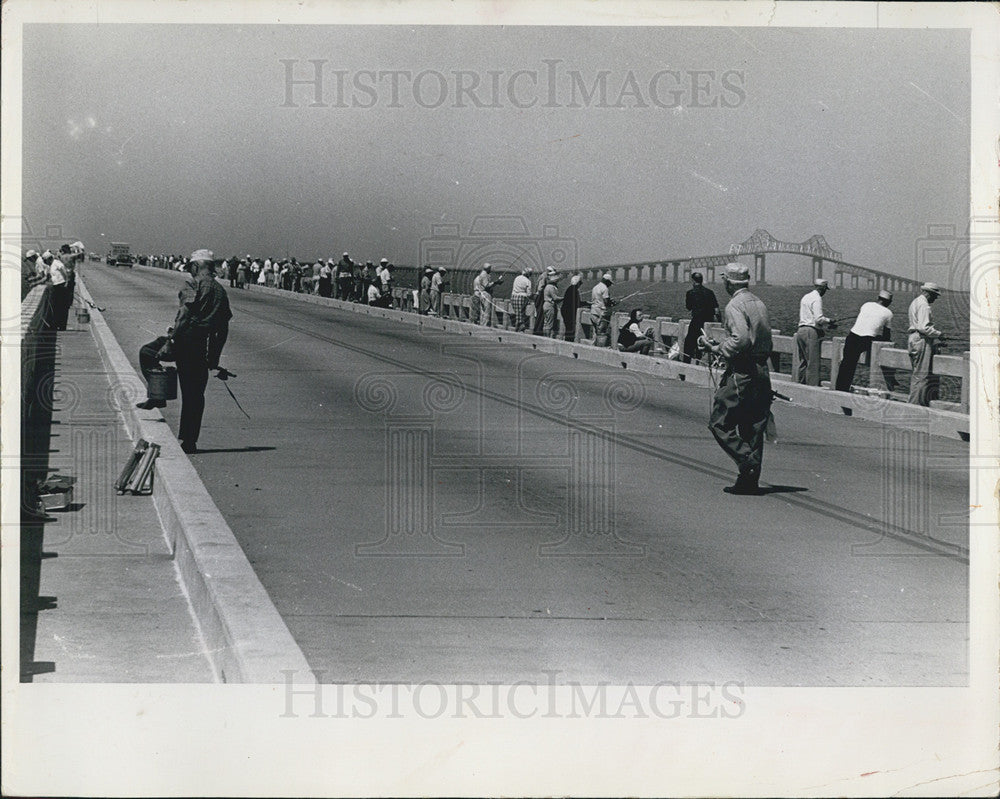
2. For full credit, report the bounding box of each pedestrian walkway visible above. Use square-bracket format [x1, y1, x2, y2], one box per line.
[20, 301, 215, 683]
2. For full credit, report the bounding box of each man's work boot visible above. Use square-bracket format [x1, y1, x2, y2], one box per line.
[135, 398, 166, 410]
[724, 467, 761, 495]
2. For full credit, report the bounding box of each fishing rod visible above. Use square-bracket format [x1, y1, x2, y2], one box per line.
[73, 287, 106, 312]
[213, 367, 251, 420]
[614, 288, 657, 304]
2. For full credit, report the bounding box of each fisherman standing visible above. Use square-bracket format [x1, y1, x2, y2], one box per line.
[362, 261, 375, 302]
[336, 252, 354, 300]
[317, 259, 333, 297]
[509, 266, 534, 332]
[429, 266, 448, 316]
[473, 263, 503, 327]
[542, 266, 562, 337]
[158, 250, 232, 454]
[419, 267, 434, 314]
[702, 263, 774, 495]
[907, 282, 945, 405]
[793, 278, 833, 385]
[834, 289, 893, 392]
[41, 250, 71, 331]
[590, 272, 615, 346]
[683, 271, 720, 363]
[560, 272, 584, 342]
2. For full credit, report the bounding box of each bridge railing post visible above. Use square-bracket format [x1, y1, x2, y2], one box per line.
[610, 312, 628, 350]
[868, 341, 891, 393]
[828, 336, 845, 390]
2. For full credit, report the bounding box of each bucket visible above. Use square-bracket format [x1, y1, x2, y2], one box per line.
[37, 475, 76, 511]
[147, 367, 178, 401]
[76, 307, 90, 323]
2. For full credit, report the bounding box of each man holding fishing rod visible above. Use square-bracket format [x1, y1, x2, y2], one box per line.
[699, 262, 774, 495]
[146, 249, 233, 454]
[834, 289, 893, 393]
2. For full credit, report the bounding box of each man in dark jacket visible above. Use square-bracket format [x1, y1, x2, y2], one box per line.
[158, 249, 232, 454]
[683, 271, 720, 363]
[336, 252, 354, 299]
[560, 272, 583, 342]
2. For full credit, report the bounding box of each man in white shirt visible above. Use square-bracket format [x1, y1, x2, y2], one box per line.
[793, 278, 833, 385]
[429, 266, 448, 316]
[472, 263, 503, 327]
[834, 289, 893, 392]
[23, 250, 47, 293]
[367, 280, 383, 306]
[590, 272, 615, 346]
[509, 266, 534, 332]
[41, 250, 72, 330]
[907, 282, 944, 405]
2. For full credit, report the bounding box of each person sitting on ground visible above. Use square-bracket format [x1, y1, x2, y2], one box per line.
[617, 308, 654, 355]
[136, 327, 175, 410]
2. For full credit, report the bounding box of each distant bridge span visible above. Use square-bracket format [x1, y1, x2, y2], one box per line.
[404, 228, 923, 294]
[578, 229, 923, 293]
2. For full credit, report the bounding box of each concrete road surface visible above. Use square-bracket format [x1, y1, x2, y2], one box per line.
[82, 264, 968, 686]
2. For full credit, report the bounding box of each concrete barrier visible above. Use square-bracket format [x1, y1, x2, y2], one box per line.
[21, 285, 51, 416]
[78, 277, 315, 684]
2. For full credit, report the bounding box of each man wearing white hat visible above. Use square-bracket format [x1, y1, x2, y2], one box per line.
[590, 272, 615, 346]
[907, 282, 944, 405]
[419, 267, 435, 314]
[430, 266, 448, 317]
[336, 252, 354, 300]
[541, 266, 563, 338]
[701, 263, 774, 495]
[473, 263, 503, 327]
[509, 265, 534, 332]
[835, 289, 893, 392]
[41, 250, 71, 330]
[22, 250, 46, 293]
[158, 249, 232, 453]
[793, 278, 833, 386]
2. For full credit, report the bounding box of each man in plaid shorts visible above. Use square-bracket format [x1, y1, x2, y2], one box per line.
[509, 265, 534, 332]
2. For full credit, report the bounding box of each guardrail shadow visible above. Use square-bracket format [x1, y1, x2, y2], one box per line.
[20, 328, 58, 681]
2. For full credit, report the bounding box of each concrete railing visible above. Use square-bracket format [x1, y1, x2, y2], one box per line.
[232, 275, 969, 415]
[430, 291, 970, 414]
[21, 285, 51, 418]
[21, 285, 53, 516]
[234, 277, 968, 441]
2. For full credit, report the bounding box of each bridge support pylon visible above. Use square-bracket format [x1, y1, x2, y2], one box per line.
[812, 256, 823, 282]
[754, 253, 766, 284]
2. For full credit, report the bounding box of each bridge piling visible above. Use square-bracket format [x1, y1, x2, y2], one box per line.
[754, 253, 766, 284]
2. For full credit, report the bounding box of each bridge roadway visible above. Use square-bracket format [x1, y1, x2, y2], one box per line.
[83, 265, 968, 686]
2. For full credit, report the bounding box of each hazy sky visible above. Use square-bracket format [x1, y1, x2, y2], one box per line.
[23, 24, 969, 282]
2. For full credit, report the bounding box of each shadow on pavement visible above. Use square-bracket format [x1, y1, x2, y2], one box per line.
[21, 330, 57, 682]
